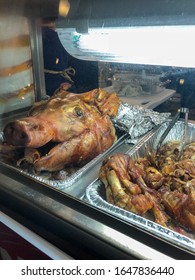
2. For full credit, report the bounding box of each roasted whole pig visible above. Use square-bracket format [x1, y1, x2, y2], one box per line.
[99, 141, 195, 233]
[3, 88, 121, 173]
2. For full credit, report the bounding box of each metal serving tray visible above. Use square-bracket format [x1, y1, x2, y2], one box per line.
[86, 120, 195, 255]
[0, 129, 129, 190]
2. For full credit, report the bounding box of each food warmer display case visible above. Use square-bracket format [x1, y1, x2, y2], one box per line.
[1, 0, 195, 259]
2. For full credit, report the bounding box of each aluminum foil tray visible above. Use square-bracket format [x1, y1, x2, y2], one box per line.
[86, 120, 195, 255]
[0, 129, 129, 190]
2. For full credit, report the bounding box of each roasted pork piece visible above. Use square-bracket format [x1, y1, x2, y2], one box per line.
[3, 88, 121, 173]
[99, 141, 195, 233]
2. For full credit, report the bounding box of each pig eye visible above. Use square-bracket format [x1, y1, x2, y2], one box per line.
[74, 107, 84, 117]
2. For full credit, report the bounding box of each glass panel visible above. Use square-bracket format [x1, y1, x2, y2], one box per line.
[0, 15, 35, 116]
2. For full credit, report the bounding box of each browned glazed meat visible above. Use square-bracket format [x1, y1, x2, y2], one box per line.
[3, 88, 121, 172]
[99, 142, 195, 232]
[99, 153, 169, 227]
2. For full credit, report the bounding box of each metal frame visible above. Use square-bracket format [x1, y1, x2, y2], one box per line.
[29, 18, 46, 101]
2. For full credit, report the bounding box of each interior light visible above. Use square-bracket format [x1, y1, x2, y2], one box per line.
[59, 0, 70, 17]
[57, 25, 195, 68]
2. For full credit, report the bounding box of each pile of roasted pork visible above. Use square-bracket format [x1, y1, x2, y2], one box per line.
[99, 141, 195, 233]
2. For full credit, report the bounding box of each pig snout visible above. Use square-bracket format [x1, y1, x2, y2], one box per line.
[3, 118, 54, 148]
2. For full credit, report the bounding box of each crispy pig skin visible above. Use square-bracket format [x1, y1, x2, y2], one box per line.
[3, 88, 120, 172]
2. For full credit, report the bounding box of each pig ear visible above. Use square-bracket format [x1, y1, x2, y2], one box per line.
[79, 88, 110, 104]
[80, 88, 121, 117]
[95, 89, 121, 118]
[60, 82, 72, 91]
[52, 83, 72, 97]
[79, 88, 99, 103]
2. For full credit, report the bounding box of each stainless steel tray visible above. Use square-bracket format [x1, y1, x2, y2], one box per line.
[0, 129, 129, 190]
[86, 120, 195, 255]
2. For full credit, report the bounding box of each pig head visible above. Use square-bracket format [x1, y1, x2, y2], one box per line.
[3, 88, 121, 172]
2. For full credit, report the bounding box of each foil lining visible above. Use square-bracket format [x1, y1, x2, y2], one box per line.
[112, 102, 171, 139]
[85, 120, 195, 255]
[0, 129, 129, 190]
